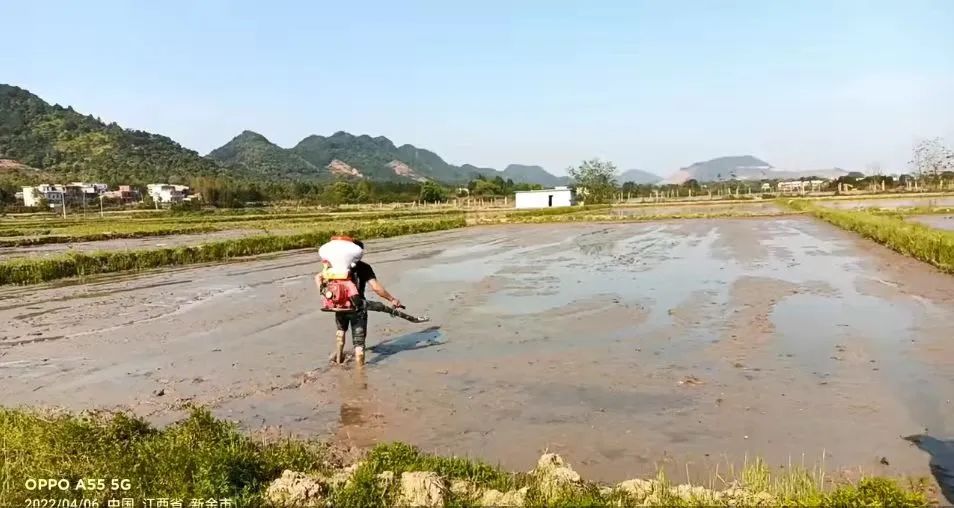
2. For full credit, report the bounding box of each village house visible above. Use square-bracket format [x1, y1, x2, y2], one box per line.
[514, 186, 576, 209]
[21, 183, 110, 208]
[22, 184, 81, 207]
[102, 185, 142, 204]
[146, 184, 190, 204]
[777, 180, 826, 194]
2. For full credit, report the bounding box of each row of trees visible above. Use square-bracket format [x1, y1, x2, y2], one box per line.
[4, 138, 952, 211]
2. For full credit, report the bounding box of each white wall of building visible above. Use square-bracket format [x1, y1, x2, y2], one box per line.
[147, 184, 188, 203]
[22, 186, 41, 207]
[514, 188, 575, 209]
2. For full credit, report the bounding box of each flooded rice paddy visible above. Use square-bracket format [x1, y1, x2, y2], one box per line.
[819, 196, 954, 210]
[909, 214, 954, 232]
[1, 218, 953, 485]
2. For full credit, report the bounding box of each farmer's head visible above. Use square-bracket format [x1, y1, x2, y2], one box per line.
[353, 239, 365, 250]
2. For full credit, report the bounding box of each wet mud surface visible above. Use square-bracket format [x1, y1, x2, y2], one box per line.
[0, 228, 290, 260]
[909, 215, 954, 232]
[820, 196, 954, 210]
[611, 201, 783, 216]
[2, 219, 953, 484]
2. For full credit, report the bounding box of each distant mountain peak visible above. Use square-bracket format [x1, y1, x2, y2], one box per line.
[664, 155, 850, 184]
[232, 130, 271, 143]
[207, 129, 319, 177]
[618, 169, 662, 185]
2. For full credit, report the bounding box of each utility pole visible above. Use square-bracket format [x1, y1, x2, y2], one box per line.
[99, 194, 104, 218]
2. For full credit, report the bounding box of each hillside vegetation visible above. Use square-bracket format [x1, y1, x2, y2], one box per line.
[0, 83, 576, 187]
[0, 84, 229, 184]
[210, 129, 571, 185]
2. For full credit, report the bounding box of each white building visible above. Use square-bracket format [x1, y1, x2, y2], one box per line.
[21, 184, 76, 207]
[147, 184, 188, 203]
[71, 182, 108, 195]
[22, 182, 111, 207]
[777, 180, 826, 194]
[514, 186, 576, 209]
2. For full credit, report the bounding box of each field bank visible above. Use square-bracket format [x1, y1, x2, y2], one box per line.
[1, 218, 952, 484]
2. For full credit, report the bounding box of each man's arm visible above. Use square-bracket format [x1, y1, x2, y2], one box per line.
[368, 278, 401, 307]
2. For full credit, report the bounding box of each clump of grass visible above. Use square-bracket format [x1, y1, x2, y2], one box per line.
[0, 228, 54, 237]
[0, 217, 467, 285]
[332, 442, 523, 507]
[0, 407, 329, 505]
[786, 199, 954, 273]
[867, 206, 954, 217]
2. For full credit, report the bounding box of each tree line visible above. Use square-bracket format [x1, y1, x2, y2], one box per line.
[4, 138, 952, 211]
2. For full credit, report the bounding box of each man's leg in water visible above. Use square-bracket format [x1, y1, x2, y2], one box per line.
[333, 313, 349, 364]
[351, 309, 369, 365]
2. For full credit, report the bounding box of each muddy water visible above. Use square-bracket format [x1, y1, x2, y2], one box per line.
[820, 196, 954, 210]
[909, 215, 954, 232]
[1, 220, 953, 485]
[610, 201, 783, 216]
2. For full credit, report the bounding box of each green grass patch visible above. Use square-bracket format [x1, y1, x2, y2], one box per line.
[786, 200, 954, 273]
[0, 225, 221, 247]
[0, 210, 456, 237]
[0, 408, 928, 507]
[0, 408, 931, 507]
[332, 442, 524, 507]
[0, 407, 330, 505]
[0, 217, 466, 285]
[867, 206, 954, 217]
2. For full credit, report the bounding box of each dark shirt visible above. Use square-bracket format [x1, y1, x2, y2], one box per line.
[351, 261, 376, 297]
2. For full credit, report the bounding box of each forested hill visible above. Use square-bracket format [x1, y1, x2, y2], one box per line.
[0, 83, 570, 186]
[210, 129, 571, 185]
[0, 84, 231, 184]
[207, 130, 321, 179]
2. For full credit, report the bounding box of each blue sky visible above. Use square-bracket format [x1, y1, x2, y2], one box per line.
[4, 0, 953, 176]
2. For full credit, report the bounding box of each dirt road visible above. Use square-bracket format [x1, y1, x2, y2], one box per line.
[2, 218, 953, 483]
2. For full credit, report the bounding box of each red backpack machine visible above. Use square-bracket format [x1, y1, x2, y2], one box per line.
[318, 236, 364, 312]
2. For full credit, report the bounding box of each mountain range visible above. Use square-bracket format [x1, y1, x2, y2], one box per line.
[662, 155, 849, 184]
[1, 83, 853, 187]
[0, 83, 574, 186]
[208, 130, 575, 185]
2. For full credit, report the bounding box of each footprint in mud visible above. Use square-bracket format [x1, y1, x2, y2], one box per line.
[339, 403, 365, 425]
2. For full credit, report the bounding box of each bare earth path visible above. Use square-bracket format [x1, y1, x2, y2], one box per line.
[2, 218, 953, 484]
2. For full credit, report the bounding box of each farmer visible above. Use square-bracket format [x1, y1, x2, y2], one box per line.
[318, 239, 402, 366]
